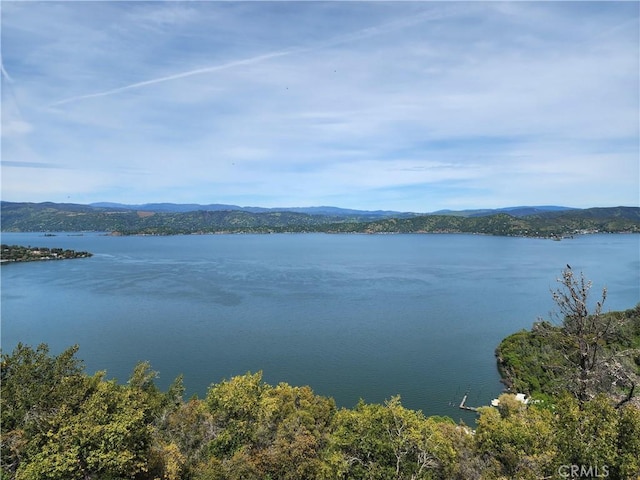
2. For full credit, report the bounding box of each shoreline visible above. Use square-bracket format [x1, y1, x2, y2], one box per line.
[0, 244, 93, 264]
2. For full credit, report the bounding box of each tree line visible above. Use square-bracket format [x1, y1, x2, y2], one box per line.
[2, 347, 639, 480]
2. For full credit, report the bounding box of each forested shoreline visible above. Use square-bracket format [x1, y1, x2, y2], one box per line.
[496, 304, 640, 405]
[2, 201, 639, 238]
[2, 269, 640, 479]
[0, 244, 92, 264]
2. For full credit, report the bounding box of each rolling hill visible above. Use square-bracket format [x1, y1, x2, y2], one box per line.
[1, 201, 638, 237]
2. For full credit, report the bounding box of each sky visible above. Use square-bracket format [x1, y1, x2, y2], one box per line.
[1, 1, 639, 212]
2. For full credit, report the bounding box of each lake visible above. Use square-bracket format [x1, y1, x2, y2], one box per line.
[1, 232, 638, 422]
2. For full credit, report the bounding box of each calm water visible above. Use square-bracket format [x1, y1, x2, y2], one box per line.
[2, 232, 638, 422]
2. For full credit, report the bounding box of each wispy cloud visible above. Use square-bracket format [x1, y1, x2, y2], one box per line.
[1, 120, 33, 137]
[48, 5, 458, 109]
[1, 1, 638, 210]
[2, 160, 64, 169]
[1, 61, 13, 82]
[48, 48, 301, 108]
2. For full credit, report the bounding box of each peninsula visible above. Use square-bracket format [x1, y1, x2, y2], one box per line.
[0, 244, 93, 264]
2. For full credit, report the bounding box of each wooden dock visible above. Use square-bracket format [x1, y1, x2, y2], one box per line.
[458, 392, 478, 412]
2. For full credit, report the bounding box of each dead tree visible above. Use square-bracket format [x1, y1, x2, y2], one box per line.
[551, 267, 638, 405]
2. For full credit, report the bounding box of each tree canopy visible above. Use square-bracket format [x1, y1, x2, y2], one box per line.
[2, 342, 640, 479]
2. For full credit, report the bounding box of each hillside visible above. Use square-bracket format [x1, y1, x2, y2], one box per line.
[0, 202, 364, 234]
[1, 201, 639, 237]
[332, 207, 640, 237]
[89, 202, 414, 217]
[496, 305, 640, 400]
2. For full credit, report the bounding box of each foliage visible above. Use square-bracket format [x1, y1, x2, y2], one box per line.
[324, 396, 460, 479]
[14, 375, 152, 480]
[475, 394, 557, 479]
[616, 402, 640, 478]
[474, 393, 640, 480]
[497, 295, 640, 402]
[554, 393, 619, 469]
[495, 323, 563, 396]
[1, 344, 153, 480]
[204, 372, 335, 479]
[2, 343, 640, 479]
[1, 344, 85, 477]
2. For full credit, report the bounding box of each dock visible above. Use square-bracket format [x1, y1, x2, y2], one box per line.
[458, 392, 478, 412]
[457, 391, 531, 413]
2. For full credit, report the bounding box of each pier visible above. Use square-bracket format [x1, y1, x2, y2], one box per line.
[457, 391, 532, 413]
[458, 392, 479, 412]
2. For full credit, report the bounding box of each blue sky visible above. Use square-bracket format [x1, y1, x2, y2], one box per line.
[1, 1, 638, 212]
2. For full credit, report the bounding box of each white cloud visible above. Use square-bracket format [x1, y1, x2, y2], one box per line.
[1, 119, 32, 137]
[1, 1, 637, 210]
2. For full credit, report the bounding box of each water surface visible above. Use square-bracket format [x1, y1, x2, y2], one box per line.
[2, 232, 638, 422]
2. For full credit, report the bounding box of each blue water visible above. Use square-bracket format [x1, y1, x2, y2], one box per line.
[1, 232, 638, 422]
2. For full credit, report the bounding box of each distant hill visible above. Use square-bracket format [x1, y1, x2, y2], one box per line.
[89, 202, 590, 219]
[529, 206, 640, 220]
[92, 202, 576, 218]
[431, 206, 577, 217]
[328, 207, 640, 237]
[89, 202, 414, 217]
[90, 202, 233, 213]
[2, 201, 638, 237]
[1, 201, 402, 234]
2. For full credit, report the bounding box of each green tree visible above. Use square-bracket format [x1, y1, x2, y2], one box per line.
[474, 393, 556, 479]
[205, 371, 266, 458]
[14, 373, 152, 480]
[201, 373, 335, 480]
[554, 394, 619, 475]
[249, 383, 335, 480]
[1, 344, 86, 478]
[324, 396, 458, 479]
[151, 398, 216, 480]
[615, 403, 640, 479]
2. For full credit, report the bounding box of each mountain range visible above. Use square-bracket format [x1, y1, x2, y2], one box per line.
[89, 202, 412, 217]
[1, 201, 638, 237]
[88, 202, 577, 218]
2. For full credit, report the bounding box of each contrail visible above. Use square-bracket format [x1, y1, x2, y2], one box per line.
[48, 6, 459, 108]
[1, 59, 27, 121]
[315, 6, 459, 50]
[48, 48, 302, 108]
[1, 62, 13, 83]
